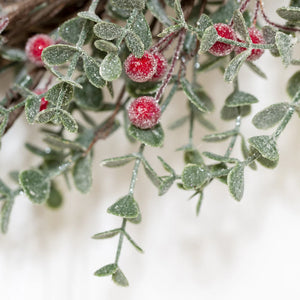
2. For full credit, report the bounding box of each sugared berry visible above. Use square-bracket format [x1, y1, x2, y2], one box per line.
[35, 88, 48, 111]
[235, 27, 265, 61]
[209, 23, 237, 57]
[25, 34, 54, 66]
[151, 53, 168, 81]
[128, 96, 161, 129]
[124, 51, 157, 83]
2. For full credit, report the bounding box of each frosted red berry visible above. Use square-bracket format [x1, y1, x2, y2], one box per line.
[235, 27, 265, 61]
[209, 23, 237, 57]
[128, 96, 161, 129]
[25, 34, 54, 66]
[35, 88, 48, 111]
[124, 51, 157, 83]
[151, 53, 168, 81]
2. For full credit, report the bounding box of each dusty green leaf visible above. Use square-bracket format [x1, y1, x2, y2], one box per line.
[112, 268, 129, 287]
[225, 91, 259, 107]
[196, 13, 213, 37]
[203, 152, 238, 163]
[93, 21, 124, 40]
[233, 9, 251, 42]
[123, 231, 144, 253]
[256, 152, 279, 169]
[246, 61, 267, 79]
[45, 82, 74, 106]
[128, 124, 164, 147]
[83, 55, 106, 88]
[182, 164, 210, 190]
[277, 6, 300, 22]
[1, 48, 26, 62]
[126, 80, 160, 98]
[107, 195, 140, 218]
[203, 129, 237, 142]
[210, 0, 239, 24]
[252, 103, 290, 129]
[174, 0, 185, 24]
[248, 136, 279, 161]
[46, 184, 63, 209]
[159, 176, 175, 196]
[184, 149, 204, 166]
[43, 135, 84, 151]
[240, 136, 257, 170]
[287, 71, 300, 98]
[228, 163, 244, 201]
[1, 198, 14, 234]
[100, 53, 122, 81]
[111, 0, 145, 10]
[275, 31, 295, 67]
[262, 26, 280, 57]
[147, 0, 172, 26]
[57, 109, 78, 133]
[125, 31, 144, 58]
[19, 169, 50, 204]
[142, 159, 161, 188]
[157, 24, 182, 37]
[35, 108, 57, 123]
[221, 105, 251, 120]
[42, 45, 78, 66]
[94, 263, 118, 277]
[199, 25, 218, 54]
[131, 11, 152, 50]
[94, 40, 118, 52]
[101, 154, 137, 167]
[0, 179, 10, 197]
[25, 95, 40, 124]
[92, 229, 121, 239]
[73, 155, 92, 193]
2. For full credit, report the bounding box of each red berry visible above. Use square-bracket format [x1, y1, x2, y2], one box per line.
[235, 27, 265, 61]
[124, 51, 157, 83]
[208, 23, 237, 57]
[128, 96, 161, 129]
[39, 97, 49, 111]
[25, 34, 54, 66]
[151, 53, 168, 81]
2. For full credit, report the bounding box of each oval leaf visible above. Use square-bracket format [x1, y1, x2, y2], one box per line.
[94, 40, 118, 52]
[93, 22, 123, 40]
[94, 263, 118, 277]
[131, 11, 152, 49]
[275, 31, 295, 67]
[112, 268, 129, 287]
[225, 91, 259, 107]
[83, 55, 106, 88]
[35, 108, 57, 124]
[182, 164, 210, 190]
[287, 71, 300, 98]
[73, 155, 92, 193]
[100, 53, 122, 81]
[92, 229, 121, 239]
[248, 135, 279, 161]
[101, 155, 137, 168]
[42, 45, 78, 66]
[107, 195, 140, 218]
[125, 31, 144, 58]
[228, 163, 244, 201]
[199, 25, 218, 53]
[25, 95, 40, 124]
[45, 82, 74, 106]
[57, 109, 78, 133]
[111, 0, 145, 10]
[128, 124, 164, 147]
[277, 6, 300, 22]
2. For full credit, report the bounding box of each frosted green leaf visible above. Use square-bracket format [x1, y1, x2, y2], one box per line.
[0, 113, 8, 137]
[142, 159, 161, 188]
[248, 136, 279, 161]
[240, 136, 257, 170]
[101, 154, 137, 167]
[174, 0, 185, 24]
[125, 31, 144, 58]
[25, 96, 40, 124]
[262, 26, 280, 57]
[128, 124, 164, 147]
[46, 184, 63, 209]
[92, 229, 121, 239]
[203, 129, 237, 142]
[19, 169, 51, 204]
[111, 0, 145, 10]
[147, 0, 172, 26]
[94, 40, 118, 52]
[277, 7, 300, 22]
[0, 179, 10, 197]
[73, 155, 92, 193]
[210, 0, 239, 24]
[180, 78, 209, 112]
[228, 163, 244, 201]
[77, 11, 101, 22]
[195, 114, 216, 131]
[1, 198, 14, 234]
[159, 176, 175, 196]
[290, 0, 300, 7]
[94, 263, 118, 277]
[221, 105, 251, 120]
[182, 164, 210, 190]
[184, 149, 204, 166]
[107, 195, 140, 218]
[126, 81, 160, 98]
[157, 24, 182, 37]
[225, 91, 259, 107]
[233, 10, 251, 42]
[198, 25, 218, 54]
[196, 14, 213, 37]
[158, 156, 175, 175]
[131, 11, 152, 50]
[43, 135, 84, 152]
[224, 49, 251, 82]
[83, 55, 106, 88]
[252, 103, 290, 129]
[35, 108, 57, 123]
[123, 231, 144, 253]
[287, 71, 300, 98]
[59, 17, 93, 45]
[42, 45, 78, 66]
[275, 31, 295, 67]
[127, 212, 142, 224]
[45, 82, 74, 106]
[57, 109, 78, 133]
[100, 53, 122, 81]
[1, 48, 26, 62]
[202, 152, 238, 163]
[246, 61, 267, 79]
[190, 84, 214, 111]
[93, 21, 124, 40]
[256, 153, 279, 169]
[112, 268, 129, 287]
[208, 163, 228, 184]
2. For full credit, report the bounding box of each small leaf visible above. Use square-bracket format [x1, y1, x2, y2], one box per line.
[262, 26, 280, 57]
[233, 9, 251, 42]
[248, 136, 279, 161]
[203, 129, 237, 142]
[203, 152, 238, 163]
[101, 155, 137, 168]
[19, 169, 51, 204]
[123, 231, 144, 253]
[46, 184, 63, 209]
[252, 103, 290, 129]
[111, 0, 145, 10]
[184, 149, 204, 166]
[240, 136, 257, 170]
[43, 135, 84, 151]
[57, 109, 78, 133]
[157, 24, 182, 37]
[131, 11, 152, 50]
[42, 45, 78, 66]
[277, 6, 300, 22]
[181, 78, 209, 112]
[100, 53, 122, 81]
[224, 49, 251, 82]
[73, 155, 92, 193]
[35, 108, 57, 123]
[275, 31, 295, 67]
[196, 192, 203, 216]
[199, 25, 218, 54]
[94, 40, 118, 52]
[92, 228, 121, 239]
[107, 195, 140, 218]
[112, 268, 129, 287]
[287, 71, 300, 98]
[94, 263, 118, 277]
[228, 163, 244, 201]
[159, 176, 175, 196]
[211, 0, 239, 24]
[142, 159, 161, 188]
[83, 55, 106, 88]
[25, 95, 40, 123]
[93, 21, 124, 40]
[1, 198, 14, 233]
[196, 14, 214, 37]
[225, 91, 259, 107]
[125, 31, 144, 58]
[128, 124, 164, 147]
[256, 152, 279, 169]
[0, 179, 11, 197]
[0, 113, 8, 137]
[246, 61, 267, 79]
[174, 0, 185, 24]
[221, 105, 251, 120]
[147, 0, 172, 26]
[182, 164, 210, 190]
[157, 156, 175, 175]
[45, 82, 74, 106]
[1, 48, 26, 62]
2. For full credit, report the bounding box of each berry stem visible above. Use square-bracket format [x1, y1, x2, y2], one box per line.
[217, 37, 273, 50]
[88, 0, 100, 13]
[160, 82, 178, 113]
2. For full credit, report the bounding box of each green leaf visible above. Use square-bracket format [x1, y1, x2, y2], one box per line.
[35, 108, 57, 123]
[45, 82, 74, 106]
[233, 9, 251, 42]
[93, 21, 124, 40]
[112, 268, 129, 287]
[77, 11, 101, 23]
[277, 6, 300, 22]
[101, 154, 137, 168]
[128, 124, 164, 147]
[256, 152, 279, 169]
[182, 164, 210, 190]
[1, 198, 14, 233]
[287, 71, 300, 98]
[198, 25, 218, 54]
[224, 49, 251, 82]
[203, 129, 237, 142]
[94, 263, 118, 277]
[157, 24, 182, 37]
[143, 159, 161, 188]
[225, 91, 259, 107]
[126, 80, 160, 98]
[196, 192, 203, 216]
[180, 78, 209, 112]
[203, 152, 238, 163]
[43, 135, 85, 151]
[94, 40, 118, 52]
[25, 95, 40, 124]
[73, 155, 92, 193]
[92, 229, 121, 239]
[228, 163, 244, 201]
[127, 212, 142, 224]
[246, 61, 267, 79]
[125, 31, 144, 58]
[107, 195, 140, 218]
[46, 184, 63, 209]
[174, 0, 185, 24]
[131, 11, 152, 50]
[47, 67, 83, 89]
[123, 231, 144, 253]
[59, 17, 93, 45]
[147, 0, 172, 26]
[252, 103, 290, 129]
[210, 0, 239, 24]
[0, 48, 26, 62]
[184, 149, 204, 166]
[100, 53, 122, 81]
[248, 136, 279, 161]
[0, 113, 8, 137]
[42, 44, 78, 66]
[275, 31, 295, 67]
[221, 105, 251, 120]
[262, 26, 280, 57]
[111, 0, 145, 10]
[240, 136, 257, 170]
[196, 13, 214, 37]
[57, 109, 78, 133]
[83, 55, 106, 88]
[0, 179, 11, 197]
[159, 176, 175, 196]
[19, 169, 51, 204]
[157, 156, 175, 175]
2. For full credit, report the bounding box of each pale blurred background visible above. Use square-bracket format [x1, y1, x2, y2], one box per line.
[1, 1, 300, 299]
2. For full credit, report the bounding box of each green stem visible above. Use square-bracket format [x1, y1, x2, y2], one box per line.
[115, 218, 127, 264]
[89, 0, 100, 13]
[189, 108, 194, 145]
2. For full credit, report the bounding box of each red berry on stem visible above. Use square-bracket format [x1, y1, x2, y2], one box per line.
[209, 23, 237, 57]
[128, 96, 161, 129]
[25, 34, 54, 66]
[35, 88, 49, 111]
[235, 27, 265, 61]
[124, 51, 157, 83]
[151, 53, 168, 81]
